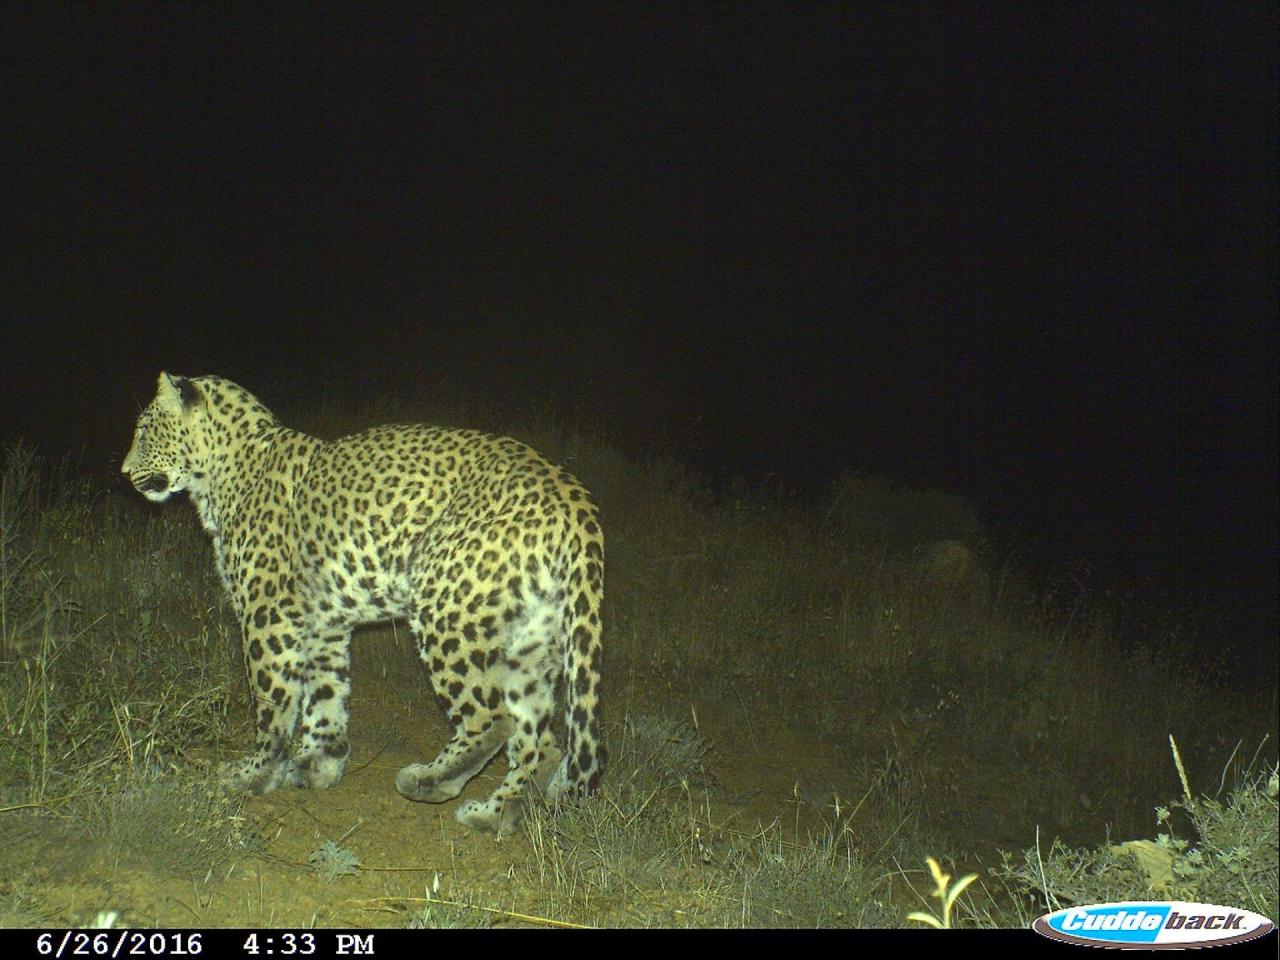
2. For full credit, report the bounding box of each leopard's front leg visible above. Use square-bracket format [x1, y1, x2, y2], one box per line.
[292, 629, 354, 789]
[222, 612, 307, 794]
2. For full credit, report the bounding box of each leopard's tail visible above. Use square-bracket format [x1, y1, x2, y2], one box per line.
[553, 503, 606, 798]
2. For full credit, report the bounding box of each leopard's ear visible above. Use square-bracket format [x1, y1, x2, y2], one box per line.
[157, 372, 201, 410]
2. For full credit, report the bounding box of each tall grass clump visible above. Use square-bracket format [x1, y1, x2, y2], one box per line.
[992, 753, 1278, 925]
[0, 444, 241, 807]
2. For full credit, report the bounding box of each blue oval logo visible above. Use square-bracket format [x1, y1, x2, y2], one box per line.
[1034, 901, 1274, 948]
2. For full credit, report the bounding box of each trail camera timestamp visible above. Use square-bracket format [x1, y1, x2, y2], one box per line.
[241, 933, 374, 956]
[31, 932, 374, 959]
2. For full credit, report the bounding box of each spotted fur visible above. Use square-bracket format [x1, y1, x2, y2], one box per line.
[122, 373, 605, 835]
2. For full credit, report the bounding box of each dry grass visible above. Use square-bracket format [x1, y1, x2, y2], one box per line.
[1, 415, 1274, 927]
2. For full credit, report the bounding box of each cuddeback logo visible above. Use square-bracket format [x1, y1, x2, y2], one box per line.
[1034, 900, 1275, 948]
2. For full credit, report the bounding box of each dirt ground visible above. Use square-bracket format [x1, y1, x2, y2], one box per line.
[7, 661, 893, 929]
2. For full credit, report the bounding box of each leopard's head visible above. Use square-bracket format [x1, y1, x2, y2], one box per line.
[121, 372, 208, 501]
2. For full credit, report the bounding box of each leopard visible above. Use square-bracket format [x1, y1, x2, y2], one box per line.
[121, 372, 605, 835]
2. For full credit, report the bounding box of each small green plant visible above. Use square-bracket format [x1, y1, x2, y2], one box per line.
[906, 857, 978, 928]
[308, 840, 361, 881]
[407, 896, 496, 929]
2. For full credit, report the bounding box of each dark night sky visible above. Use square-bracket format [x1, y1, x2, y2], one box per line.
[2, 3, 1277, 646]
